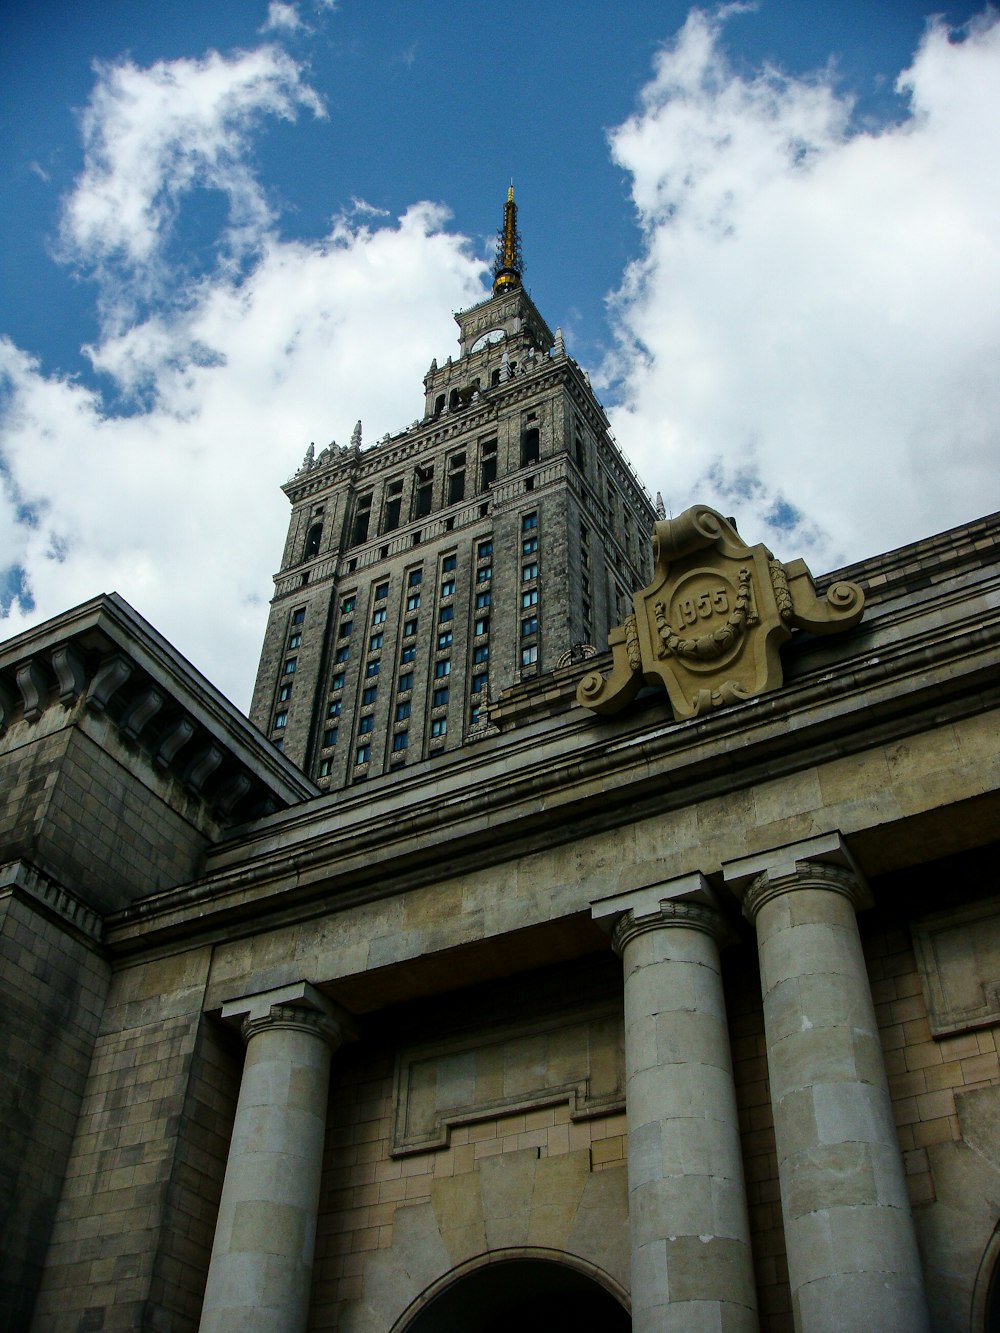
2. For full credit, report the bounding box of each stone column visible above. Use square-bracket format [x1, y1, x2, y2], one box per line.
[724, 835, 929, 1332]
[199, 981, 349, 1333]
[596, 878, 758, 1332]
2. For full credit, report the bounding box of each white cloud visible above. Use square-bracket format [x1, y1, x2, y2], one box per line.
[260, 3, 308, 35]
[603, 8, 1000, 569]
[0, 48, 487, 708]
[59, 45, 326, 321]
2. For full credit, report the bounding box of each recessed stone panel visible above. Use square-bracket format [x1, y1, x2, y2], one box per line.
[912, 897, 1000, 1036]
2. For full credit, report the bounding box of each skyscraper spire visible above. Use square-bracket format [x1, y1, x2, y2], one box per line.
[492, 183, 524, 295]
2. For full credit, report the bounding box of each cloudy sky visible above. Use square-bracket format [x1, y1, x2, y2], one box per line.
[2, 1, 998, 709]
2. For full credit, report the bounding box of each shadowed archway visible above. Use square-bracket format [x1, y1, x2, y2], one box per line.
[402, 1257, 631, 1332]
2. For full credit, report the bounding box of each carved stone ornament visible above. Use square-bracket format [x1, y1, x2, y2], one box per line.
[577, 504, 865, 720]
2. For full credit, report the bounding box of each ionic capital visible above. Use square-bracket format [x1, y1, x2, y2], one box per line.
[742, 860, 867, 925]
[612, 900, 725, 957]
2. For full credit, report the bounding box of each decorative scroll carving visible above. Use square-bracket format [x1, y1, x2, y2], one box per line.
[577, 504, 865, 720]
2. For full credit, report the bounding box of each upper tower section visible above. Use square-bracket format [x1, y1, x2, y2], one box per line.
[492, 184, 523, 295]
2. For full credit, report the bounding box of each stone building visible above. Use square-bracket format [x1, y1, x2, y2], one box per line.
[2, 197, 1000, 1333]
[249, 189, 654, 787]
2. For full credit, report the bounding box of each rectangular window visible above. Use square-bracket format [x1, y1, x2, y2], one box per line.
[292, 608, 306, 625]
[478, 540, 493, 559]
[521, 588, 538, 608]
[362, 685, 378, 706]
[434, 659, 451, 678]
[480, 455, 497, 490]
[431, 717, 448, 737]
[408, 569, 423, 587]
[341, 595, 356, 615]
[352, 493, 372, 546]
[288, 631, 301, 649]
[406, 592, 421, 611]
[279, 684, 293, 702]
[432, 686, 449, 708]
[366, 660, 380, 677]
[415, 483, 432, 518]
[522, 562, 538, 581]
[331, 672, 345, 691]
[477, 566, 492, 583]
[369, 632, 384, 651]
[283, 657, 297, 674]
[440, 578, 456, 598]
[474, 645, 489, 664]
[470, 706, 482, 726]
[338, 620, 352, 639]
[274, 711, 288, 729]
[522, 536, 538, 555]
[355, 744, 371, 765]
[475, 590, 491, 609]
[401, 645, 416, 664]
[323, 726, 338, 747]
[372, 607, 387, 625]
[448, 471, 465, 505]
[334, 646, 350, 663]
[441, 554, 457, 572]
[521, 644, 538, 666]
[392, 731, 408, 752]
[358, 715, 374, 734]
[403, 618, 418, 637]
[328, 700, 341, 718]
[472, 672, 488, 694]
[438, 605, 454, 623]
[319, 757, 334, 777]
[437, 630, 453, 649]
[395, 700, 411, 722]
[522, 512, 538, 531]
[374, 581, 389, 601]
[522, 616, 538, 636]
[475, 616, 490, 636]
[397, 671, 414, 692]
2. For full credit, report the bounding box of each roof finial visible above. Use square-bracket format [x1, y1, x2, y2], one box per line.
[492, 183, 523, 295]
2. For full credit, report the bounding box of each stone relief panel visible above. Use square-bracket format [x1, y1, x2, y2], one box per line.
[391, 1002, 624, 1155]
[912, 897, 1000, 1036]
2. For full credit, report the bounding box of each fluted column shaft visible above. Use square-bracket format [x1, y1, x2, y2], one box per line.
[613, 901, 758, 1332]
[742, 860, 929, 1331]
[199, 983, 346, 1333]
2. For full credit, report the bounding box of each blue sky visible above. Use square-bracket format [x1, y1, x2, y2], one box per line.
[2, 1, 998, 707]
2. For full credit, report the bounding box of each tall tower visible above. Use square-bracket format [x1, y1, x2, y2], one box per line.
[250, 191, 656, 788]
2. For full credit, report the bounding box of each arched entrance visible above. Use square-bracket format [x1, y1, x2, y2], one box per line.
[402, 1256, 631, 1332]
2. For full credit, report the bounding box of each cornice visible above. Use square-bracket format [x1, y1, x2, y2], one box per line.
[103, 584, 1000, 958]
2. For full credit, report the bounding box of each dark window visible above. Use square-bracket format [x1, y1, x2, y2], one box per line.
[522, 588, 538, 608]
[334, 646, 350, 663]
[356, 744, 371, 764]
[274, 711, 287, 729]
[288, 631, 301, 649]
[395, 701, 411, 722]
[292, 607, 306, 625]
[431, 717, 447, 737]
[522, 617, 538, 636]
[406, 592, 421, 611]
[338, 621, 353, 639]
[522, 536, 538, 555]
[351, 494, 372, 546]
[448, 471, 465, 505]
[283, 657, 297, 675]
[432, 686, 449, 708]
[331, 672, 345, 691]
[475, 590, 491, 609]
[365, 660, 380, 677]
[319, 757, 334, 777]
[304, 523, 322, 559]
[392, 731, 408, 752]
[397, 671, 414, 692]
[522, 512, 538, 531]
[403, 618, 418, 637]
[279, 684, 292, 702]
[434, 660, 451, 679]
[522, 562, 538, 581]
[437, 631, 453, 649]
[442, 554, 457, 572]
[401, 646, 416, 664]
[358, 715, 374, 734]
[341, 595, 356, 615]
[475, 614, 490, 636]
[474, 645, 489, 664]
[477, 566, 492, 583]
[323, 726, 338, 747]
[439, 606, 454, 624]
[521, 428, 540, 465]
[362, 685, 378, 706]
[434, 394, 445, 416]
[472, 671, 488, 694]
[374, 581, 389, 601]
[408, 569, 423, 587]
[328, 700, 341, 718]
[521, 644, 538, 666]
[478, 540, 493, 559]
[441, 578, 456, 598]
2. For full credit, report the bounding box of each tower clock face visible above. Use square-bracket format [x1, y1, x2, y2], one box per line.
[470, 328, 506, 353]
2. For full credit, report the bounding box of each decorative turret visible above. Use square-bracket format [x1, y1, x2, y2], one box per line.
[492, 184, 524, 294]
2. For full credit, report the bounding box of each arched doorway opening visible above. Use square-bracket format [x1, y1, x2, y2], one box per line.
[402, 1256, 631, 1332]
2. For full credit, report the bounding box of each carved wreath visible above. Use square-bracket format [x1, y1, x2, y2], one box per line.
[655, 567, 754, 662]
